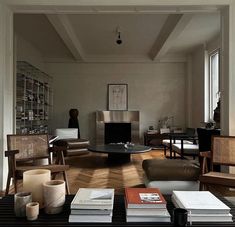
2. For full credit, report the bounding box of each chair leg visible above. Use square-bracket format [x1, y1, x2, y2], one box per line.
[5, 174, 11, 196]
[164, 146, 166, 157]
[199, 182, 207, 191]
[13, 178, 18, 194]
[63, 171, 70, 194]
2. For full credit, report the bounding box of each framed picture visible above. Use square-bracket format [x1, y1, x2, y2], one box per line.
[108, 84, 128, 110]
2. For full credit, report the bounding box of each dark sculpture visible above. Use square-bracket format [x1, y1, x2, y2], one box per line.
[213, 100, 220, 129]
[68, 108, 80, 138]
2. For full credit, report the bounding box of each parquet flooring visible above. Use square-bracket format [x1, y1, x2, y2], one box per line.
[3, 149, 235, 197]
[4, 149, 164, 196]
[66, 149, 165, 194]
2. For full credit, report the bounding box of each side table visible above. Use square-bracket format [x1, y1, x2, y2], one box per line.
[144, 132, 169, 149]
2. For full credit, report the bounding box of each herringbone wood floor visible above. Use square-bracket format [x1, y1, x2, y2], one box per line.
[5, 149, 164, 196]
[4, 149, 235, 196]
[66, 149, 165, 194]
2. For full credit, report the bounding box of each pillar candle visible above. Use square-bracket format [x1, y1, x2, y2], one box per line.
[23, 169, 51, 208]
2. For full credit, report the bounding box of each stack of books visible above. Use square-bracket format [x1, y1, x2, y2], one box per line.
[125, 188, 171, 222]
[172, 191, 233, 223]
[69, 188, 114, 223]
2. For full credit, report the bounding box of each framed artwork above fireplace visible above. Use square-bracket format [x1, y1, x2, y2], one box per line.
[108, 84, 128, 110]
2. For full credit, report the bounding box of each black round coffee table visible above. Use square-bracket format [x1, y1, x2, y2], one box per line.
[88, 144, 151, 162]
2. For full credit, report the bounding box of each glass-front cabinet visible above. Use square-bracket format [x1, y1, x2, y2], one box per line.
[15, 61, 53, 134]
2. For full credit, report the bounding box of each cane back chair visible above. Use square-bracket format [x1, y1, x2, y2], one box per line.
[5, 134, 70, 195]
[199, 136, 235, 190]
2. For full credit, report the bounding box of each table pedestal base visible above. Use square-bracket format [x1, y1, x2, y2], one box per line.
[108, 153, 131, 163]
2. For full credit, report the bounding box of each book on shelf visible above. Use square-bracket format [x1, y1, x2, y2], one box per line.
[172, 191, 231, 214]
[70, 209, 112, 215]
[69, 214, 112, 223]
[70, 188, 114, 210]
[125, 188, 166, 209]
[126, 207, 169, 216]
[126, 213, 171, 223]
[187, 213, 233, 222]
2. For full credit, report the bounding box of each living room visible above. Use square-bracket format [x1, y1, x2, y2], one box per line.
[13, 9, 220, 144]
[1, 1, 235, 224]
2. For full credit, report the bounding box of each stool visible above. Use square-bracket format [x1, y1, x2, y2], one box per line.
[142, 159, 200, 194]
[54, 138, 89, 157]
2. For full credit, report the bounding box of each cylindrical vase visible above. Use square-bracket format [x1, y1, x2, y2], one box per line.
[23, 169, 51, 208]
[43, 180, 65, 214]
[14, 192, 32, 217]
[26, 202, 39, 221]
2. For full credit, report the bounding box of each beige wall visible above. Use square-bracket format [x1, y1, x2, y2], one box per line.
[46, 62, 186, 143]
[16, 33, 46, 72]
[191, 45, 205, 128]
[16, 33, 187, 144]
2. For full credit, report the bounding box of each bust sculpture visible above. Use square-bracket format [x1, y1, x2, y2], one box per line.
[68, 108, 80, 138]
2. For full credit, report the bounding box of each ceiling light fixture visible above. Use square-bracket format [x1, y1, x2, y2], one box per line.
[116, 26, 122, 45]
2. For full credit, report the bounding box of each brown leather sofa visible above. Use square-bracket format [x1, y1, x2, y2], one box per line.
[142, 159, 200, 194]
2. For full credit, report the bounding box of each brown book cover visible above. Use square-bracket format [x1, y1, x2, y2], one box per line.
[125, 188, 167, 208]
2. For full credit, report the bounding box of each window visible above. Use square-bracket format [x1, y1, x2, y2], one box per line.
[209, 50, 220, 121]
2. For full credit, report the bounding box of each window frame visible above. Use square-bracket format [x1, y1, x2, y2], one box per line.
[208, 49, 220, 121]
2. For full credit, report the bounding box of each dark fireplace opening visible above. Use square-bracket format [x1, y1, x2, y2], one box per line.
[105, 123, 131, 144]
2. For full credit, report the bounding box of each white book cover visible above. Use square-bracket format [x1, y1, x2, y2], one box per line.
[172, 191, 231, 214]
[69, 214, 112, 223]
[71, 188, 114, 210]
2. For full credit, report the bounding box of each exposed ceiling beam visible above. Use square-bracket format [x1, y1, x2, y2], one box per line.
[46, 14, 85, 61]
[149, 14, 193, 60]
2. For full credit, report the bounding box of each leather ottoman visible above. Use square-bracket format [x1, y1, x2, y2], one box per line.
[54, 138, 89, 157]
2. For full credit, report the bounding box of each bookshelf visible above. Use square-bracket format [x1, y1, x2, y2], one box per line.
[15, 61, 53, 134]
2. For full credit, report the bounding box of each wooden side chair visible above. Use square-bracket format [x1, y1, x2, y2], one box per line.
[5, 134, 70, 195]
[199, 136, 235, 190]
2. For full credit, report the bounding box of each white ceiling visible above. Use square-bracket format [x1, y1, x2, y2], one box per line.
[14, 12, 220, 63]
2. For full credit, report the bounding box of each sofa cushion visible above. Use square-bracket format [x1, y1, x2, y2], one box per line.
[172, 144, 199, 155]
[142, 159, 200, 181]
[54, 138, 89, 157]
[162, 139, 193, 146]
[54, 139, 89, 149]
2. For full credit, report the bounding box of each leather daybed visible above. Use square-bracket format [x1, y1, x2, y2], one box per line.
[142, 159, 200, 194]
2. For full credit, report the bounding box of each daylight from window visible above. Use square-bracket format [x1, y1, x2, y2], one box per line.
[209, 51, 220, 121]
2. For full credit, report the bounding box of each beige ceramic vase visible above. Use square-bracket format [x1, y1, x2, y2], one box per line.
[43, 180, 66, 214]
[23, 169, 51, 208]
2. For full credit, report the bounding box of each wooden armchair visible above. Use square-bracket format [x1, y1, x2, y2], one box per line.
[5, 134, 70, 195]
[199, 136, 235, 190]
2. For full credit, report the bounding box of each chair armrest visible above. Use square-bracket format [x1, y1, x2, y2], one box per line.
[5, 150, 19, 157]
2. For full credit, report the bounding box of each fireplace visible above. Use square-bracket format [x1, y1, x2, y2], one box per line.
[96, 111, 139, 145]
[105, 123, 131, 144]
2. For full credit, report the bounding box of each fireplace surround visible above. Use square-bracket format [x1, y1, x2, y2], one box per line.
[96, 111, 139, 145]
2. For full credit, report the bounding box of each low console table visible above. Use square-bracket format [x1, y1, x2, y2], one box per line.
[0, 194, 234, 226]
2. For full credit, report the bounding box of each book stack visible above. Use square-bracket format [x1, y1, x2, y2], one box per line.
[172, 191, 233, 223]
[69, 188, 114, 223]
[125, 188, 171, 222]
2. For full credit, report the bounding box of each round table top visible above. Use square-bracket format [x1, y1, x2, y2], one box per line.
[88, 144, 151, 154]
